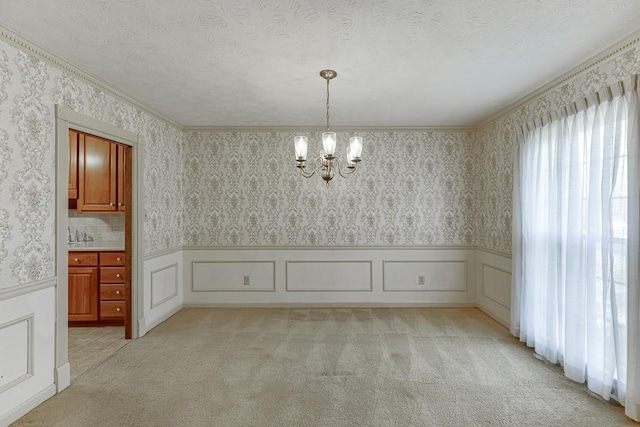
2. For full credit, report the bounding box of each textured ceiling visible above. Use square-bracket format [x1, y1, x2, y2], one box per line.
[1, 0, 640, 127]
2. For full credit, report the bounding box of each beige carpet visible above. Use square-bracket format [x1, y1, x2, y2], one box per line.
[14, 308, 634, 426]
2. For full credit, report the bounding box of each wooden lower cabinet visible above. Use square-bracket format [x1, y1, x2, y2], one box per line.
[68, 266, 99, 321]
[69, 250, 125, 325]
[100, 300, 126, 320]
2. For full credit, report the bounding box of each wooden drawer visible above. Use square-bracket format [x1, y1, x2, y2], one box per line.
[68, 252, 98, 266]
[100, 301, 125, 319]
[100, 252, 125, 266]
[100, 267, 125, 283]
[100, 284, 125, 301]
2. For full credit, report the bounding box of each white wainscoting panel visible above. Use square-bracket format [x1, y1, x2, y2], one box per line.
[383, 260, 467, 291]
[286, 261, 372, 291]
[183, 247, 476, 305]
[193, 261, 276, 292]
[150, 263, 179, 309]
[476, 249, 512, 327]
[141, 249, 183, 336]
[481, 263, 511, 309]
[0, 315, 33, 394]
[0, 284, 56, 426]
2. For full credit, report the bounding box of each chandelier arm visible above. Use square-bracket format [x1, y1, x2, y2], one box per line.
[298, 156, 323, 178]
[299, 167, 316, 179]
[335, 157, 358, 178]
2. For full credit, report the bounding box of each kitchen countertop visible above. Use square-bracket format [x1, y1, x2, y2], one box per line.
[68, 241, 124, 251]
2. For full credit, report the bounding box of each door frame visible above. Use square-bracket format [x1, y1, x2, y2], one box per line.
[54, 106, 144, 391]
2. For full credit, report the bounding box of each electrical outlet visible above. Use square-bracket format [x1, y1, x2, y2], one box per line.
[243, 275, 250, 286]
[418, 275, 426, 286]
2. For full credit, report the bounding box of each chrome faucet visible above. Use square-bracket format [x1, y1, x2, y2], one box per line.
[68, 227, 92, 243]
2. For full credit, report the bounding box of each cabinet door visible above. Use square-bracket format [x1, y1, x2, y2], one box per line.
[117, 144, 128, 211]
[68, 266, 99, 322]
[77, 134, 117, 212]
[68, 130, 79, 199]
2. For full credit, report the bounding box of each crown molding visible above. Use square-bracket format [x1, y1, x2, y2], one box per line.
[0, 23, 183, 130]
[183, 125, 476, 133]
[477, 28, 640, 129]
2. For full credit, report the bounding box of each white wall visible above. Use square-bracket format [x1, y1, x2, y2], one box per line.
[3, 18, 640, 427]
[475, 249, 511, 326]
[139, 249, 183, 336]
[0, 283, 56, 427]
[473, 27, 640, 331]
[0, 29, 183, 425]
[183, 247, 476, 306]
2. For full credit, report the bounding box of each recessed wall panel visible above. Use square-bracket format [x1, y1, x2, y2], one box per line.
[286, 261, 372, 291]
[150, 263, 179, 309]
[192, 261, 275, 292]
[481, 263, 511, 309]
[383, 261, 467, 291]
[0, 315, 33, 393]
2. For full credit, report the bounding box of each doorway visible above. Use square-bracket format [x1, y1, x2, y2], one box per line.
[67, 131, 132, 379]
[54, 106, 144, 391]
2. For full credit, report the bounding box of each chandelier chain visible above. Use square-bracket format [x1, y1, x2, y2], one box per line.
[326, 78, 330, 131]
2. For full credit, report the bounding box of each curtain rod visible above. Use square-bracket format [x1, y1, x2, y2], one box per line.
[520, 74, 639, 135]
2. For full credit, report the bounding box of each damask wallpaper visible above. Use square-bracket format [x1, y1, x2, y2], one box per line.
[475, 42, 640, 254]
[0, 40, 184, 288]
[2, 30, 639, 285]
[183, 130, 476, 247]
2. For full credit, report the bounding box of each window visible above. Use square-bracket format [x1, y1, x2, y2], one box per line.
[514, 94, 630, 404]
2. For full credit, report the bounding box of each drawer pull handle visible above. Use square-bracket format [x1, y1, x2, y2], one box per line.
[74, 258, 79, 262]
[116, 307, 121, 312]
[116, 273, 121, 278]
[116, 257, 121, 261]
[116, 291, 121, 295]
[110, 203, 115, 207]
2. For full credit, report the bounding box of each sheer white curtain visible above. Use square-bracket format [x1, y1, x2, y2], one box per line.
[511, 77, 640, 421]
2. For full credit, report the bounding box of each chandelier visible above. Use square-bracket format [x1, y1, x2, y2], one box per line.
[294, 70, 363, 186]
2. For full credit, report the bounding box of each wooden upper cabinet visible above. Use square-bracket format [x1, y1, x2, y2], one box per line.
[71, 131, 129, 213]
[117, 144, 129, 212]
[68, 130, 79, 199]
[77, 134, 118, 212]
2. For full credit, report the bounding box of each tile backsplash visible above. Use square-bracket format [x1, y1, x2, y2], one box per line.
[68, 211, 125, 243]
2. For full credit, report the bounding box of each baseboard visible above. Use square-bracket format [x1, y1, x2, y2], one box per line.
[137, 317, 146, 337]
[0, 384, 56, 427]
[55, 362, 70, 392]
[477, 304, 510, 329]
[183, 302, 478, 308]
[139, 304, 183, 336]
